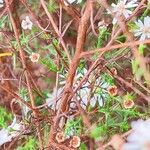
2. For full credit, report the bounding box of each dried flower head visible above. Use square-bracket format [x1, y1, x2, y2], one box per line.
[107, 85, 118, 96]
[123, 99, 134, 109]
[70, 136, 81, 148]
[55, 132, 65, 143]
[29, 53, 40, 63]
[111, 67, 117, 75]
[21, 16, 33, 30]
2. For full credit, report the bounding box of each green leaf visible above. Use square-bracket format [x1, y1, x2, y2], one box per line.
[138, 44, 146, 55]
[90, 125, 106, 139]
[47, 0, 57, 13]
[0, 107, 12, 128]
[96, 27, 108, 48]
[40, 56, 57, 72]
[17, 136, 38, 150]
[79, 143, 87, 150]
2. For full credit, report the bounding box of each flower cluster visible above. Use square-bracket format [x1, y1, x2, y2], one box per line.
[109, 0, 150, 40]
[58, 68, 115, 110]
[55, 131, 81, 148]
[110, 0, 138, 24]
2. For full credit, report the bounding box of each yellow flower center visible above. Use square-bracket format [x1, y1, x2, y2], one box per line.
[143, 27, 150, 34]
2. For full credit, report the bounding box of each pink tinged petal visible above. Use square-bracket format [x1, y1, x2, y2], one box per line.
[122, 143, 141, 150]
[140, 34, 146, 41]
[144, 16, 150, 27]
[112, 8, 118, 13]
[134, 31, 142, 37]
[112, 18, 117, 24]
[123, 0, 128, 4]
[90, 97, 96, 107]
[0, 129, 12, 146]
[126, 1, 138, 8]
[0, 4, 4, 8]
[125, 4, 138, 8]
[67, 0, 76, 4]
[111, 3, 117, 8]
[25, 16, 30, 21]
[81, 96, 88, 106]
[145, 119, 150, 126]
[131, 120, 150, 136]
[131, 120, 144, 130]
[123, 11, 130, 18]
[80, 101, 87, 110]
[28, 24, 33, 30]
[77, 0, 82, 3]
[126, 9, 132, 15]
[136, 20, 144, 28]
[97, 97, 103, 107]
[21, 21, 28, 30]
[127, 132, 147, 143]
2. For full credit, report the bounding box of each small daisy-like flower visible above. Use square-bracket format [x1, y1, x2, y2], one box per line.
[55, 132, 65, 143]
[107, 85, 118, 96]
[134, 16, 150, 41]
[21, 16, 33, 30]
[110, 67, 117, 75]
[123, 99, 134, 109]
[0, 0, 4, 8]
[29, 53, 40, 63]
[123, 119, 150, 150]
[70, 136, 81, 148]
[110, 0, 138, 24]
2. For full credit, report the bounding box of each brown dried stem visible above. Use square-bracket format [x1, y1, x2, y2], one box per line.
[4, 0, 43, 149]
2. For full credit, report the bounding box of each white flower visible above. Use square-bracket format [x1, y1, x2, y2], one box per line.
[46, 87, 63, 110]
[134, 16, 150, 41]
[0, 116, 25, 146]
[0, 0, 4, 8]
[89, 78, 110, 108]
[123, 119, 150, 150]
[64, 0, 82, 6]
[0, 129, 12, 146]
[110, 0, 138, 24]
[79, 87, 90, 110]
[59, 69, 110, 110]
[29, 52, 40, 63]
[21, 16, 33, 30]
